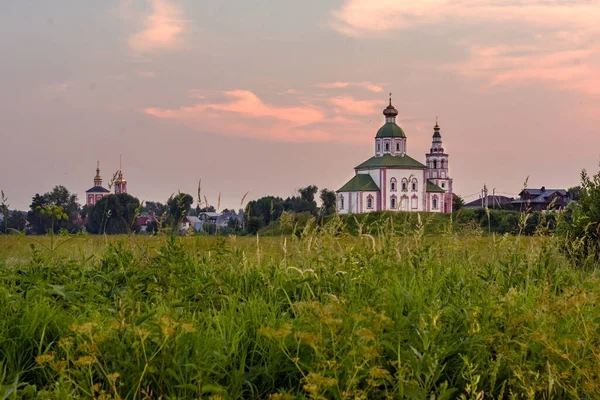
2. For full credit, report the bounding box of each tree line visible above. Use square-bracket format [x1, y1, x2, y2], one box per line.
[0, 184, 337, 235]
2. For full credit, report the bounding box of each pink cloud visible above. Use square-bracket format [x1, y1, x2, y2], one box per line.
[128, 0, 185, 53]
[330, 1, 600, 36]
[328, 96, 381, 115]
[144, 90, 395, 143]
[144, 90, 330, 142]
[317, 81, 383, 93]
[449, 43, 600, 94]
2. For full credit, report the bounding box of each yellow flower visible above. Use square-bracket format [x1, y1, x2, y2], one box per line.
[35, 353, 55, 365]
[75, 356, 95, 367]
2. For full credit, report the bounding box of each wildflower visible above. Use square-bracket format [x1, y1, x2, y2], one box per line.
[258, 325, 292, 340]
[70, 322, 96, 336]
[58, 336, 74, 349]
[369, 366, 392, 380]
[268, 392, 294, 400]
[134, 328, 150, 339]
[35, 353, 55, 365]
[75, 356, 95, 367]
[180, 323, 196, 333]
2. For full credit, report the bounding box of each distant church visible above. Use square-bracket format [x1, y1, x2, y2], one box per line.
[85, 157, 128, 207]
[337, 97, 453, 213]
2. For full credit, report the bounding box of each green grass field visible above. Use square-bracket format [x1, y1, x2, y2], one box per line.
[1, 225, 599, 398]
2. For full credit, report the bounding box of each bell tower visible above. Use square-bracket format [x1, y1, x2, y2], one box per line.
[425, 119, 453, 212]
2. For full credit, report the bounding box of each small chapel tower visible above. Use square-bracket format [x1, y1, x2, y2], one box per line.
[114, 155, 128, 195]
[425, 120, 453, 212]
[85, 161, 110, 206]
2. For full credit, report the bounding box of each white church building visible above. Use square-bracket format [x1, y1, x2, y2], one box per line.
[337, 98, 454, 214]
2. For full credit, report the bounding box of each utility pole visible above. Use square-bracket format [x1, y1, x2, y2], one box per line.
[483, 184, 488, 209]
[492, 188, 495, 209]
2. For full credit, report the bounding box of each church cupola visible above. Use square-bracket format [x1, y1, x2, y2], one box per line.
[94, 161, 103, 186]
[383, 96, 398, 123]
[114, 155, 128, 195]
[430, 118, 444, 153]
[375, 94, 407, 157]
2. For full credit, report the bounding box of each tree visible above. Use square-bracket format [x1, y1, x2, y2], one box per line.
[246, 196, 285, 227]
[564, 165, 600, 263]
[142, 201, 167, 217]
[199, 205, 216, 213]
[27, 186, 81, 234]
[320, 189, 337, 216]
[166, 193, 194, 230]
[299, 185, 318, 203]
[452, 194, 465, 212]
[86, 193, 141, 234]
[0, 211, 27, 233]
[567, 186, 581, 201]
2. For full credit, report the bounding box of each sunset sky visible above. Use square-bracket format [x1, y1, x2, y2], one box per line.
[2, 0, 599, 210]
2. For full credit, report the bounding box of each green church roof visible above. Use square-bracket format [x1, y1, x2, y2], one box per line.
[337, 174, 379, 192]
[426, 180, 445, 193]
[355, 154, 426, 170]
[376, 122, 406, 138]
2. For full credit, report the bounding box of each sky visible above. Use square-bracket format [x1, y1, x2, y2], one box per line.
[1, 0, 599, 210]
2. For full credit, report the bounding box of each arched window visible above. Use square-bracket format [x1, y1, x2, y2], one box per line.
[376, 143, 380, 152]
[385, 142, 390, 151]
[433, 196, 438, 209]
[390, 178, 397, 192]
[339, 195, 344, 210]
[401, 178, 408, 192]
[390, 196, 397, 209]
[411, 178, 418, 192]
[396, 142, 400, 151]
[433, 160, 438, 169]
[401, 195, 409, 211]
[441, 182, 445, 189]
[367, 195, 373, 209]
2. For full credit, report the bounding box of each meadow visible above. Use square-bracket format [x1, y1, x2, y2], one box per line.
[1, 218, 600, 399]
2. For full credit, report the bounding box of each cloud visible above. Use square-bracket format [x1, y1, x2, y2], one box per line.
[447, 40, 600, 94]
[44, 81, 74, 93]
[127, 0, 185, 53]
[143, 90, 396, 143]
[330, 0, 600, 37]
[317, 81, 384, 93]
[144, 90, 329, 142]
[330, 1, 600, 94]
[328, 96, 381, 115]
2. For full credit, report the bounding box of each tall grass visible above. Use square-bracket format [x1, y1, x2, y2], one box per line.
[0, 218, 599, 398]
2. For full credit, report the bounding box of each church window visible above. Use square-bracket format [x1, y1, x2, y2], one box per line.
[339, 195, 344, 210]
[367, 195, 373, 209]
[433, 160, 438, 169]
[385, 142, 390, 151]
[441, 182, 445, 188]
[401, 196, 409, 211]
[396, 142, 400, 151]
[411, 178, 418, 192]
[390, 178, 397, 192]
[390, 197, 397, 209]
[376, 143, 380, 152]
[433, 196, 438, 209]
[411, 196, 418, 209]
[401, 178, 408, 192]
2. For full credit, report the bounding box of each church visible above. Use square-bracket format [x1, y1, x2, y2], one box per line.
[337, 98, 453, 214]
[85, 158, 128, 207]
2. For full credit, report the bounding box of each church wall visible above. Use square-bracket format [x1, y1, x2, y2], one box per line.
[382, 169, 425, 212]
[427, 193, 444, 213]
